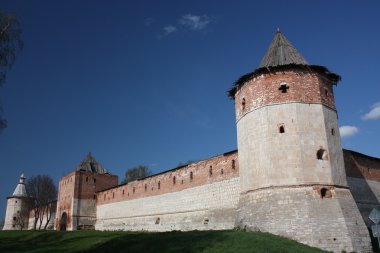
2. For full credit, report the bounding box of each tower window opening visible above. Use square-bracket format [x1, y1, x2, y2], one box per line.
[317, 149, 328, 160]
[320, 188, 332, 199]
[190, 172, 193, 181]
[155, 217, 160, 224]
[133, 187, 135, 194]
[13, 217, 16, 221]
[221, 169, 224, 175]
[173, 176, 176, 185]
[122, 190, 125, 195]
[145, 184, 147, 192]
[209, 167, 213, 176]
[93, 178, 96, 183]
[241, 98, 246, 111]
[331, 128, 335, 136]
[86, 177, 88, 182]
[279, 83, 289, 93]
[232, 159, 236, 170]
[158, 181, 161, 190]
[279, 125, 285, 133]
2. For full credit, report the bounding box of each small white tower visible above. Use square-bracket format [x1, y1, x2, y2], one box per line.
[3, 174, 31, 230]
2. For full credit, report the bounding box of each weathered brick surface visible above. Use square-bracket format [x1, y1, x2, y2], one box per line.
[343, 150, 380, 227]
[97, 151, 238, 206]
[56, 171, 118, 230]
[235, 70, 336, 122]
[344, 149, 380, 182]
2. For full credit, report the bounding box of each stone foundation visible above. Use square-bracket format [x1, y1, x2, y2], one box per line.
[235, 186, 372, 253]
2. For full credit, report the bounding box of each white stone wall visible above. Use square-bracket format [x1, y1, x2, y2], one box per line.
[27, 211, 56, 230]
[236, 187, 372, 253]
[74, 198, 97, 229]
[96, 177, 240, 231]
[237, 103, 347, 193]
[3, 198, 22, 230]
[347, 177, 380, 226]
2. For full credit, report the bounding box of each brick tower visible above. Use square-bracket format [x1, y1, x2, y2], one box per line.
[3, 173, 31, 230]
[230, 31, 372, 252]
[55, 153, 118, 231]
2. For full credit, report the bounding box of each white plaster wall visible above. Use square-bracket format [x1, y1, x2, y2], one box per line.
[27, 211, 56, 230]
[96, 177, 240, 231]
[237, 103, 347, 193]
[3, 198, 21, 230]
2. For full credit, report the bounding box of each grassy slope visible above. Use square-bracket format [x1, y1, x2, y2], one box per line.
[0, 230, 328, 253]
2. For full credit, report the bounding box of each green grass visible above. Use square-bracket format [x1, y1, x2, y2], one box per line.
[0, 230, 328, 253]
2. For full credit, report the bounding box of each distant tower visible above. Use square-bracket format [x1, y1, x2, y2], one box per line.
[230, 31, 372, 252]
[3, 174, 31, 230]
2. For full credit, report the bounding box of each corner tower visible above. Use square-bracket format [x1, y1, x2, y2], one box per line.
[3, 174, 31, 230]
[231, 31, 372, 252]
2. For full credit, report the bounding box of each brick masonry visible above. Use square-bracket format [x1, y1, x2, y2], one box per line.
[235, 68, 372, 252]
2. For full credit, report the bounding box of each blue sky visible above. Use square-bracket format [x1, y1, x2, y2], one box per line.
[0, 0, 379, 221]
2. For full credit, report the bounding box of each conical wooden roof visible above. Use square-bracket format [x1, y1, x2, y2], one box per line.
[259, 31, 307, 68]
[11, 173, 29, 197]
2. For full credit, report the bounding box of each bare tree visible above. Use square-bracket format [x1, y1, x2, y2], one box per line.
[0, 10, 23, 132]
[0, 218, 4, 230]
[121, 165, 151, 184]
[27, 175, 57, 230]
[13, 211, 27, 230]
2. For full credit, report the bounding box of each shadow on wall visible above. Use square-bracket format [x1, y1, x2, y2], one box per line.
[344, 149, 380, 252]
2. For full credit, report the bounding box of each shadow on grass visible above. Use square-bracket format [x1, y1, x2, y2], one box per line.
[81, 230, 326, 253]
[0, 230, 327, 253]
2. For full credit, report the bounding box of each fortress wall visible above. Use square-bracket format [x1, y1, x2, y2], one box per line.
[344, 150, 380, 226]
[97, 151, 238, 206]
[95, 151, 239, 231]
[96, 176, 240, 231]
[28, 209, 56, 230]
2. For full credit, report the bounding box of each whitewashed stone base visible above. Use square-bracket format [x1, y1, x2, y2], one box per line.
[96, 177, 240, 231]
[235, 186, 372, 253]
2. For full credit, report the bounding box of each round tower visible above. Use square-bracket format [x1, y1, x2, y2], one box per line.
[3, 174, 31, 230]
[231, 31, 372, 252]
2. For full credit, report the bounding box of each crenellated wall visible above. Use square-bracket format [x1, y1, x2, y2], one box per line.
[95, 151, 239, 231]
